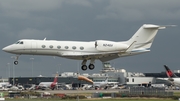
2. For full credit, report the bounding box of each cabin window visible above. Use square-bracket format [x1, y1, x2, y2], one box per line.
[49, 45, 53, 49]
[65, 46, 69, 49]
[132, 78, 134, 82]
[57, 45, 61, 49]
[80, 46, 84, 50]
[42, 45, 46, 48]
[126, 78, 129, 82]
[72, 46, 76, 50]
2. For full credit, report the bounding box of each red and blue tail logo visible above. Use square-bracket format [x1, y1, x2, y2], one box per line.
[164, 65, 177, 78]
[166, 70, 173, 77]
[50, 74, 58, 90]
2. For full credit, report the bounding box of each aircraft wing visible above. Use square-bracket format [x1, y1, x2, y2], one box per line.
[62, 51, 135, 62]
[61, 51, 121, 60]
[60, 41, 138, 61]
[99, 53, 120, 62]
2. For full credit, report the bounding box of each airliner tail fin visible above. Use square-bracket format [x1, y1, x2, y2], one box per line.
[50, 74, 58, 90]
[164, 65, 178, 78]
[53, 74, 58, 83]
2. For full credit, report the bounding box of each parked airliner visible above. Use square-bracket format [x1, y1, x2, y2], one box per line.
[2, 24, 170, 70]
[93, 77, 109, 89]
[37, 74, 58, 90]
[164, 65, 180, 85]
[78, 75, 118, 89]
[157, 65, 180, 86]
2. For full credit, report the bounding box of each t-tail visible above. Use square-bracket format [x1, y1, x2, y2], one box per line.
[125, 24, 167, 52]
[164, 65, 178, 78]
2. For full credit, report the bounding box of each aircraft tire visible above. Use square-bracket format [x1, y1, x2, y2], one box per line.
[81, 65, 87, 71]
[88, 64, 95, 70]
[14, 61, 18, 65]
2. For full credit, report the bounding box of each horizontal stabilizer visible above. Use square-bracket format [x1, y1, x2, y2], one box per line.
[143, 24, 176, 29]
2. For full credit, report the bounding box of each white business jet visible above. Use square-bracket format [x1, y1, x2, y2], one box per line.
[2, 24, 168, 70]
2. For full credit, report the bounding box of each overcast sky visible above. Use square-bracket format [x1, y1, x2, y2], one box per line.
[0, 0, 180, 78]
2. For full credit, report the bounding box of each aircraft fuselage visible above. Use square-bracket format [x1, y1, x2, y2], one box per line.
[3, 39, 131, 60]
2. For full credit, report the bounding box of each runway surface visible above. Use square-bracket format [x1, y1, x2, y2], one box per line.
[37, 89, 122, 94]
[36, 89, 180, 95]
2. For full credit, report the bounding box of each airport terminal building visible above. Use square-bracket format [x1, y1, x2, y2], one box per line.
[8, 63, 176, 87]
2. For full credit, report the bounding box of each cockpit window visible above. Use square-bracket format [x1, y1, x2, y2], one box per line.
[14, 41, 23, 44]
[19, 41, 24, 44]
[15, 41, 20, 44]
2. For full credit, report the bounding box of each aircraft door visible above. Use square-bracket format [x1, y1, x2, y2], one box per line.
[31, 42, 37, 53]
[24, 41, 31, 53]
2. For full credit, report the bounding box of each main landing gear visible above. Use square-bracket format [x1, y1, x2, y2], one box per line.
[81, 59, 95, 71]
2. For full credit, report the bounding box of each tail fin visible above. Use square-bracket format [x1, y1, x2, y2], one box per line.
[104, 77, 108, 83]
[53, 74, 58, 83]
[126, 24, 166, 50]
[164, 65, 177, 78]
[50, 74, 58, 90]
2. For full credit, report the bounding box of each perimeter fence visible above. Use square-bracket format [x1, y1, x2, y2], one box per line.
[92, 86, 173, 98]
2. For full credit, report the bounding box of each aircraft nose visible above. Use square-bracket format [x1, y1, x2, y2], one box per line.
[2, 46, 12, 52]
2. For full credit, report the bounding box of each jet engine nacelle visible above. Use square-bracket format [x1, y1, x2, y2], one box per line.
[95, 40, 128, 51]
[168, 78, 174, 82]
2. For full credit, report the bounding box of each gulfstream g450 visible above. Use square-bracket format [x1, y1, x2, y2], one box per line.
[2, 24, 169, 70]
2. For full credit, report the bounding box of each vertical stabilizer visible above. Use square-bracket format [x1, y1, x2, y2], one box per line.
[50, 74, 58, 90]
[127, 24, 166, 50]
[164, 65, 177, 78]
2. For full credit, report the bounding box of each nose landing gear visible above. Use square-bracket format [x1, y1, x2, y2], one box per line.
[14, 61, 18, 65]
[11, 55, 19, 65]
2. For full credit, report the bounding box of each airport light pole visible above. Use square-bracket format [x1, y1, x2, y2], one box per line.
[11, 56, 16, 85]
[58, 64, 61, 74]
[77, 61, 80, 75]
[7, 63, 10, 78]
[30, 58, 34, 77]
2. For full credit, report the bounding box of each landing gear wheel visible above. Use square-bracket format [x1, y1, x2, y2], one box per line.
[14, 61, 18, 65]
[88, 64, 95, 70]
[81, 65, 87, 71]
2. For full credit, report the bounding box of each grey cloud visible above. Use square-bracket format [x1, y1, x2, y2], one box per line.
[64, 0, 92, 7]
[0, 0, 63, 19]
[0, 0, 62, 12]
[96, 9, 144, 21]
[18, 28, 52, 39]
[96, 0, 180, 21]
[0, 0, 180, 77]
[0, 0, 92, 20]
